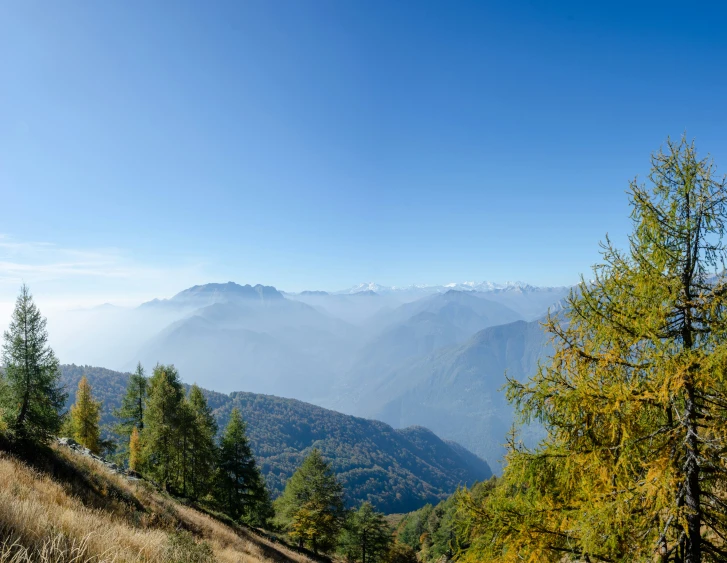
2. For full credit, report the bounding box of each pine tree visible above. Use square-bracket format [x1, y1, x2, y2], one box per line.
[187, 384, 218, 500]
[129, 426, 141, 471]
[274, 448, 345, 553]
[340, 502, 392, 563]
[0, 284, 66, 442]
[215, 407, 269, 523]
[463, 137, 727, 563]
[142, 364, 184, 489]
[113, 362, 147, 436]
[69, 376, 101, 454]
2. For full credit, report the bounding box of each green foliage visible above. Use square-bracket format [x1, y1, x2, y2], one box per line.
[462, 137, 727, 563]
[339, 502, 392, 563]
[69, 376, 101, 454]
[382, 542, 418, 563]
[113, 362, 147, 436]
[217, 392, 490, 513]
[274, 449, 345, 553]
[186, 384, 218, 500]
[397, 478, 497, 563]
[215, 407, 270, 524]
[396, 503, 433, 552]
[0, 284, 66, 442]
[141, 364, 184, 489]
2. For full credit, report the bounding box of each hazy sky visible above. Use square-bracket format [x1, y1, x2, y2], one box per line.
[2, 1, 727, 314]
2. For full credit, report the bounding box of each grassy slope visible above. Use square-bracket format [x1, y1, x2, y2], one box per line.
[0, 438, 316, 563]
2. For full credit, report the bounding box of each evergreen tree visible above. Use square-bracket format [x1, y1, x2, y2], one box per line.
[113, 362, 147, 435]
[0, 284, 66, 442]
[340, 502, 391, 563]
[142, 364, 183, 489]
[274, 448, 345, 553]
[129, 426, 141, 471]
[463, 137, 727, 563]
[69, 376, 101, 453]
[187, 384, 218, 500]
[215, 408, 269, 523]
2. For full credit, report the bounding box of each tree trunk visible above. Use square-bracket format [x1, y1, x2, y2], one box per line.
[16, 308, 31, 430]
[683, 383, 701, 563]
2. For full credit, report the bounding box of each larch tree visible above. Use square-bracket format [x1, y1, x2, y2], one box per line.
[129, 426, 141, 471]
[215, 407, 269, 523]
[69, 376, 102, 453]
[142, 363, 184, 490]
[461, 137, 727, 563]
[0, 284, 66, 442]
[113, 362, 147, 436]
[187, 384, 218, 500]
[274, 448, 345, 553]
[340, 502, 392, 563]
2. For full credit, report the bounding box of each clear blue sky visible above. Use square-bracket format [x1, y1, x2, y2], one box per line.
[1, 1, 727, 309]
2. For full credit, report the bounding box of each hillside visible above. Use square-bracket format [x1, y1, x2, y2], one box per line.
[351, 319, 553, 471]
[0, 437, 316, 563]
[60, 365, 492, 514]
[331, 291, 523, 408]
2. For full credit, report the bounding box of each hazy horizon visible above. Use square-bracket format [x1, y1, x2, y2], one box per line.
[3, 1, 727, 338]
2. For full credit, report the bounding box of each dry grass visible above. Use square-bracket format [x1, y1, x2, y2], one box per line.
[0, 444, 316, 563]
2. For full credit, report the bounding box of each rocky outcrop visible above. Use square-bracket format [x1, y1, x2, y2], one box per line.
[56, 437, 141, 480]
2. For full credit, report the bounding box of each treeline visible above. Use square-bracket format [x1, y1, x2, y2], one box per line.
[0, 285, 415, 562]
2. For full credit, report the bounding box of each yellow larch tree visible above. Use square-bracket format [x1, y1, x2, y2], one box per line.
[460, 137, 727, 563]
[69, 376, 102, 454]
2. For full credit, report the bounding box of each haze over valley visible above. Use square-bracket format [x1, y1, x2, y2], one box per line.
[47, 279, 568, 470]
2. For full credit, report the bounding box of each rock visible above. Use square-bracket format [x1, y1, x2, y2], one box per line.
[58, 437, 78, 447]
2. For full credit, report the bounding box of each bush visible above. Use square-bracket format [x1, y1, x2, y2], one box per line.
[165, 530, 214, 563]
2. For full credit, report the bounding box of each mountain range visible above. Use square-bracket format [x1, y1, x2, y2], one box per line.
[51, 280, 571, 472]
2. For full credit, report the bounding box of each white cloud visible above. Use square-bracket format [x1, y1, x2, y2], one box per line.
[0, 234, 207, 310]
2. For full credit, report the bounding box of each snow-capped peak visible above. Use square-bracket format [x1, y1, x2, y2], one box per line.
[337, 280, 549, 295]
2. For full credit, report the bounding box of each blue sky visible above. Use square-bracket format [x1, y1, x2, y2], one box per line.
[2, 1, 727, 311]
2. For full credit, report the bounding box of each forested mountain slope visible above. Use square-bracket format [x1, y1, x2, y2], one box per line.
[60, 365, 491, 514]
[353, 318, 553, 471]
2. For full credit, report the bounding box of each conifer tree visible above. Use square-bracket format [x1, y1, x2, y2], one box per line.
[129, 426, 141, 471]
[142, 364, 184, 489]
[462, 137, 727, 563]
[174, 398, 196, 496]
[274, 448, 345, 553]
[187, 384, 218, 500]
[69, 376, 101, 453]
[215, 407, 269, 523]
[114, 362, 147, 435]
[0, 284, 66, 442]
[340, 502, 392, 563]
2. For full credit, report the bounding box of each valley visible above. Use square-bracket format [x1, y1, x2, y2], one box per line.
[52, 280, 569, 472]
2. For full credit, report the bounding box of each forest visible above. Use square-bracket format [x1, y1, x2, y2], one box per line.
[2, 137, 727, 563]
[59, 363, 491, 513]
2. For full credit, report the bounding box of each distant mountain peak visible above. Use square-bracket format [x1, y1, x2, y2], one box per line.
[173, 282, 284, 302]
[140, 281, 284, 308]
[336, 280, 568, 296]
